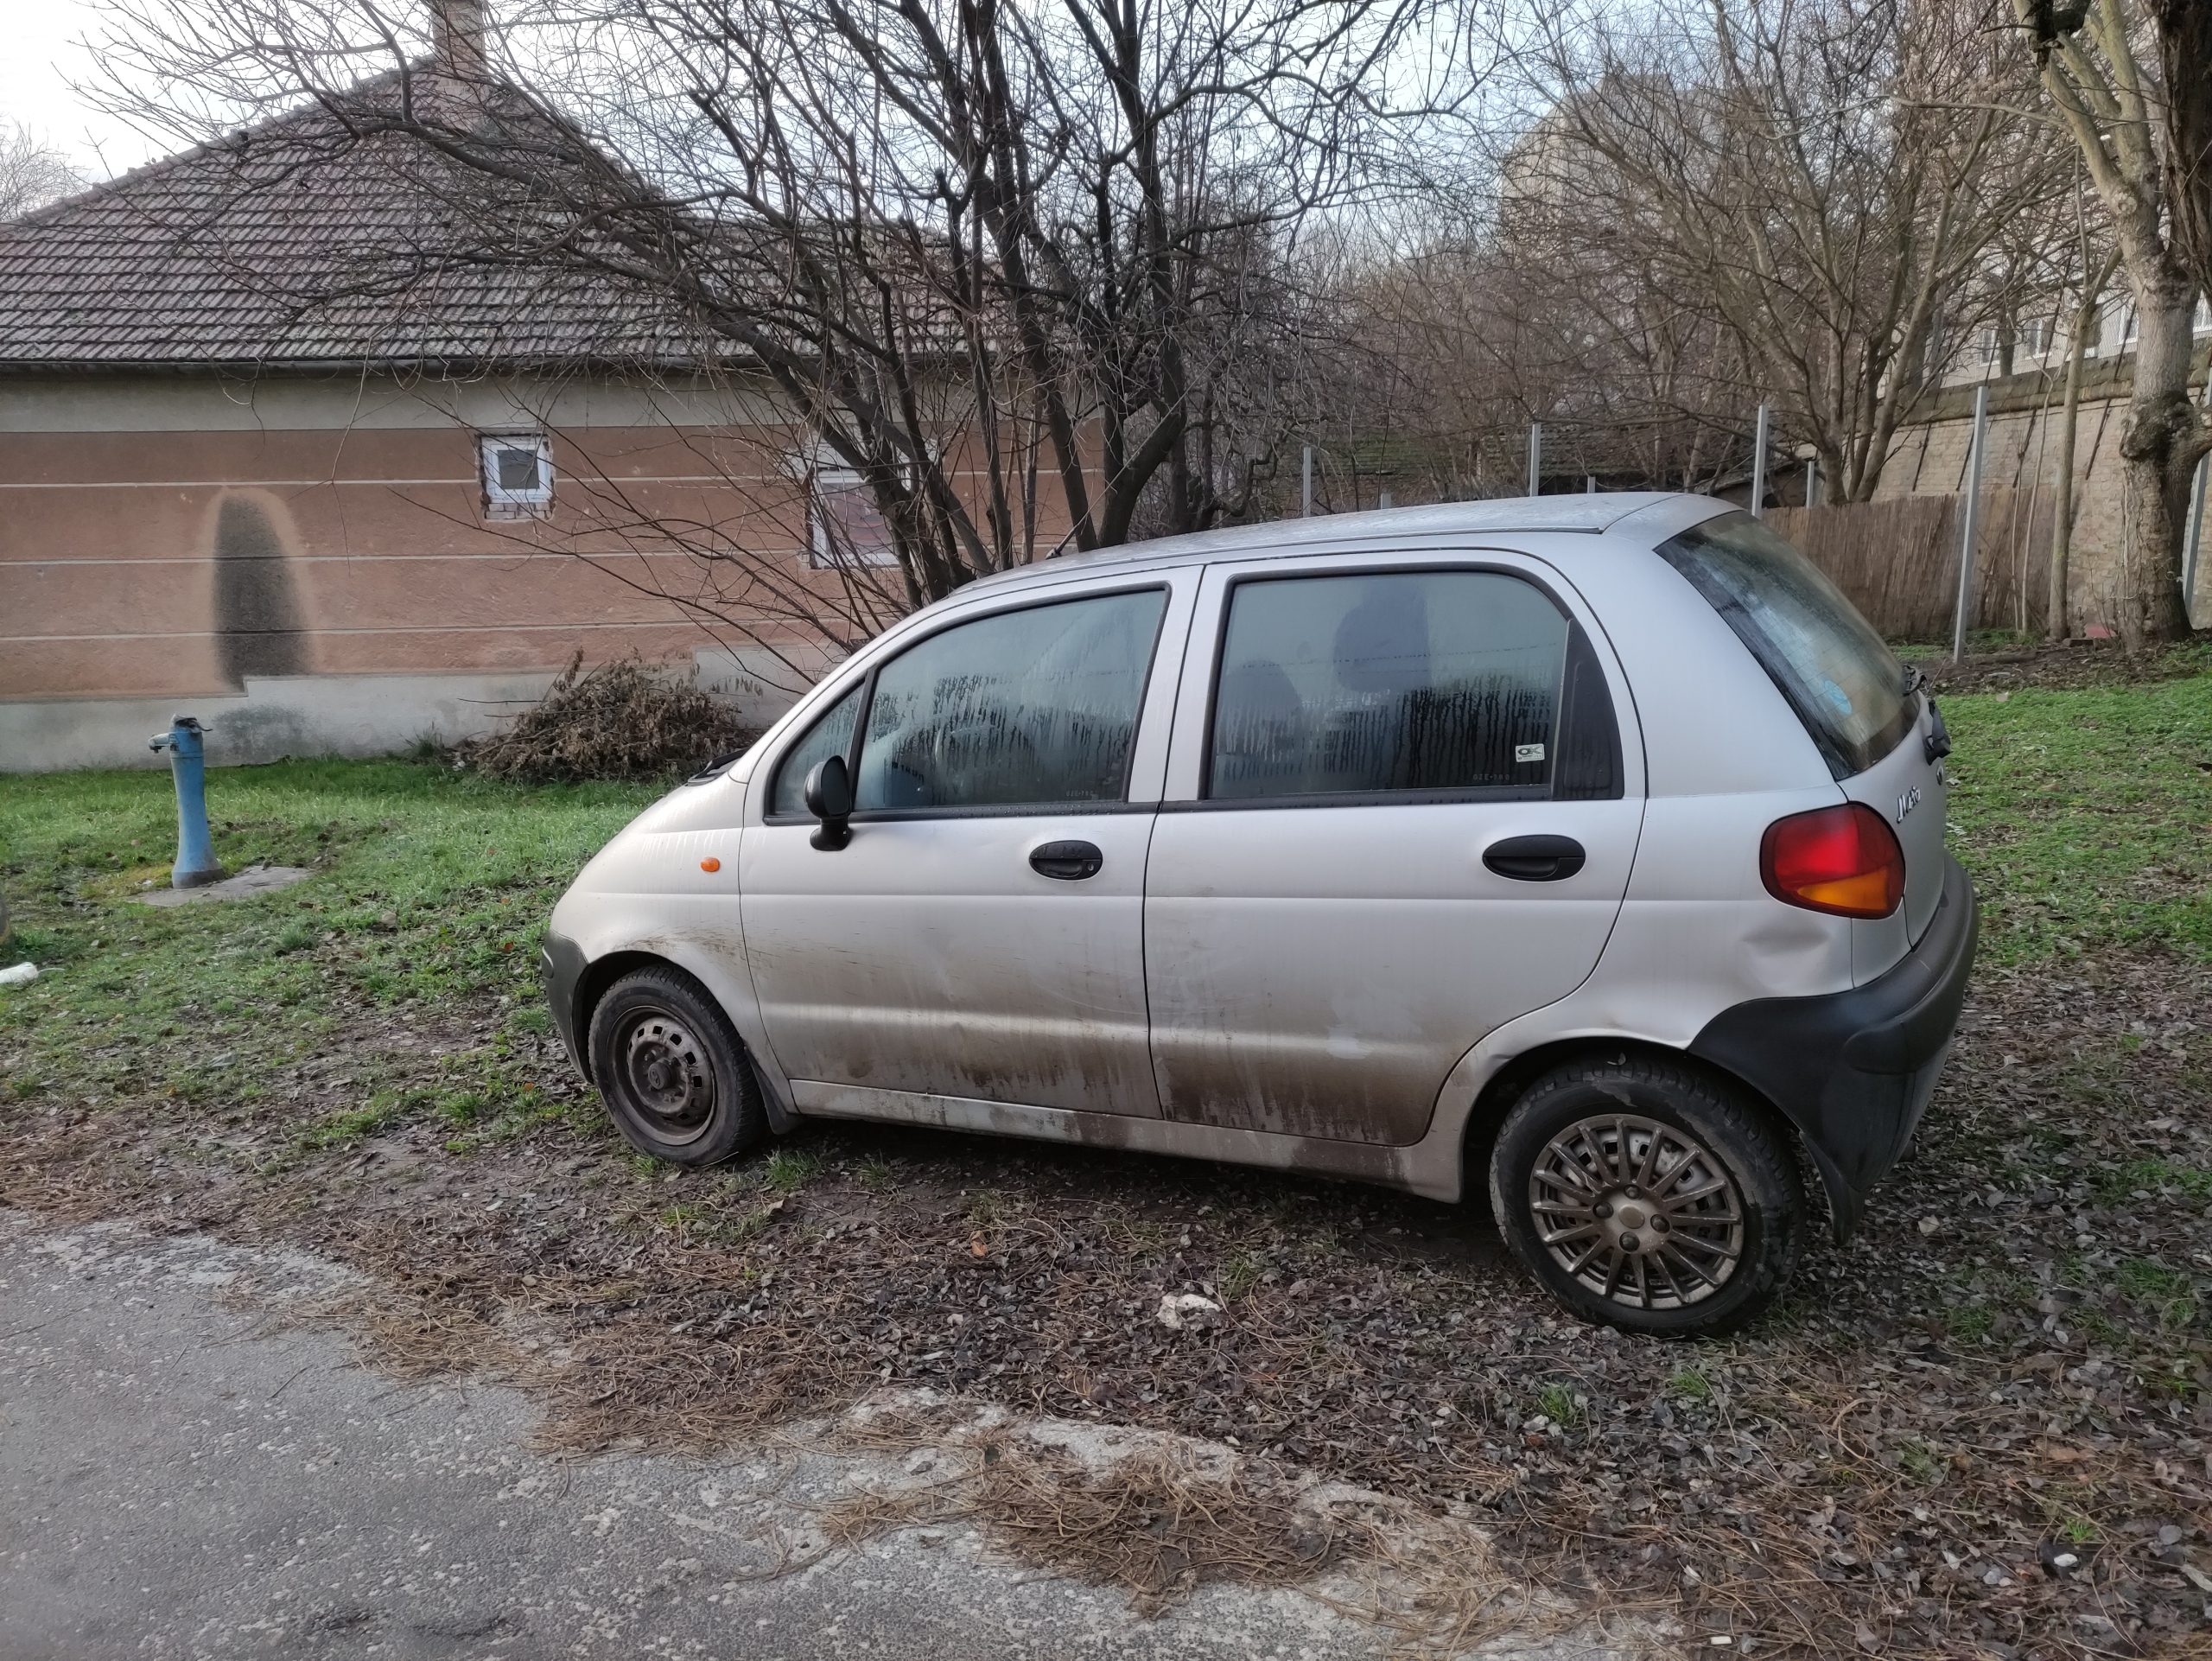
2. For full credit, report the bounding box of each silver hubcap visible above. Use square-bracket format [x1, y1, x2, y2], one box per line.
[1529, 1115, 1745, 1309]
[620, 1009, 715, 1142]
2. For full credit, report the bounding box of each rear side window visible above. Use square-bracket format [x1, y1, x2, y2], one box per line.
[1655, 512, 1913, 780]
[1207, 570, 1578, 800]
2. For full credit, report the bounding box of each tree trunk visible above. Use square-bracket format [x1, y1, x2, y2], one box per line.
[2156, 0, 2212, 306]
[2048, 268, 2107, 640]
[2112, 270, 2202, 646]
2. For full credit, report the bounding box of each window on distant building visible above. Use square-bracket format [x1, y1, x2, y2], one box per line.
[1975, 325, 1999, 366]
[480, 432, 553, 519]
[807, 465, 901, 569]
[2195, 295, 2212, 334]
[2020, 317, 2052, 357]
[2121, 309, 2140, 346]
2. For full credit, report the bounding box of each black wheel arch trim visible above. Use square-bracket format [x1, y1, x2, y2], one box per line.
[542, 934, 794, 1132]
[1687, 854, 1978, 1241]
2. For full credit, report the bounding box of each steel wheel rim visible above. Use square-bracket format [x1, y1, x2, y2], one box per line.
[617, 1007, 716, 1145]
[1528, 1113, 1746, 1310]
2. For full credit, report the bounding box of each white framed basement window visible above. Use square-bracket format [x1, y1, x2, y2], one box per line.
[807, 464, 901, 569]
[480, 431, 554, 519]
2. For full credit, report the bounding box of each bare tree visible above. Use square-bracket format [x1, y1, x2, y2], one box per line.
[0, 122, 82, 220]
[2020, 0, 2210, 641]
[85, 0, 1466, 667]
[1510, 0, 2061, 504]
[1320, 211, 1754, 501]
[2151, 0, 2212, 312]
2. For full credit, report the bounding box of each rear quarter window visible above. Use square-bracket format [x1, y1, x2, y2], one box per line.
[1655, 512, 1914, 780]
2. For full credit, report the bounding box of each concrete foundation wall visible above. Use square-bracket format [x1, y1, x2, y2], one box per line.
[1, 671, 563, 772]
[0, 655, 814, 774]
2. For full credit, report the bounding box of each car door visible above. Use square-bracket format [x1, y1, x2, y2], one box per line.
[1143, 552, 1644, 1145]
[740, 576, 1190, 1117]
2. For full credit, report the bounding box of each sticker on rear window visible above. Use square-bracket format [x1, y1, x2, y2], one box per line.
[1515, 742, 1546, 763]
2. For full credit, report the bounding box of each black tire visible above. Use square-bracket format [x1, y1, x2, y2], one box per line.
[1488, 1054, 1803, 1338]
[587, 966, 765, 1166]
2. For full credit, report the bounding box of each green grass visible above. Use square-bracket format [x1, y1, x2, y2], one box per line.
[1667, 1367, 1713, 1402]
[1218, 1248, 1265, 1303]
[2098, 1158, 2212, 1205]
[1942, 672, 2212, 963]
[762, 1146, 823, 1193]
[0, 758, 656, 1130]
[1534, 1383, 1583, 1427]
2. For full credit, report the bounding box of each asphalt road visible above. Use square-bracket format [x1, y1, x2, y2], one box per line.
[0, 1215, 1603, 1661]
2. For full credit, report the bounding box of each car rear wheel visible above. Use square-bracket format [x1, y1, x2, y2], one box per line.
[1489, 1055, 1803, 1337]
[588, 966, 764, 1165]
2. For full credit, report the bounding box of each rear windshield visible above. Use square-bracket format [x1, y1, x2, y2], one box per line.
[1655, 512, 1914, 780]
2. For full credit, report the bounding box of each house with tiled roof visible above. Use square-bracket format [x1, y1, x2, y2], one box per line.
[0, 35, 862, 768]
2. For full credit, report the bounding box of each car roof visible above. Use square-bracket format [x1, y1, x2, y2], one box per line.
[963, 492, 1732, 596]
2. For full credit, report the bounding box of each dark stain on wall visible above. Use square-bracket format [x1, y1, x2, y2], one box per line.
[213, 494, 309, 686]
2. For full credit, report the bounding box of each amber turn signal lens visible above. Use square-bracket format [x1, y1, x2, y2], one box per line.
[699, 856, 721, 873]
[1759, 803, 1904, 920]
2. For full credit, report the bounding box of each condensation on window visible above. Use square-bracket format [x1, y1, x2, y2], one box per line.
[1208, 570, 1568, 800]
[851, 589, 1167, 811]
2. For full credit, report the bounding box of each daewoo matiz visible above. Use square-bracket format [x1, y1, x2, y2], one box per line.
[544, 493, 1976, 1335]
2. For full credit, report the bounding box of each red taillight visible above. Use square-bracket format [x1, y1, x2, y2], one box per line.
[1760, 803, 1904, 920]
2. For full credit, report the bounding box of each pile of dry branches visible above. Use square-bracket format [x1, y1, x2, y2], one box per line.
[458, 652, 753, 783]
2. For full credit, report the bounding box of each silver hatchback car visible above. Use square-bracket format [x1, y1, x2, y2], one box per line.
[544, 493, 1976, 1336]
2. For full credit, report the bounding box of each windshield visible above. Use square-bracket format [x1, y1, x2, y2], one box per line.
[1655, 512, 1914, 780]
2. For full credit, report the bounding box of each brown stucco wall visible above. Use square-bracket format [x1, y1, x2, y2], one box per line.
[0, 415, 820, 702]
[0, 370, 1071, 767]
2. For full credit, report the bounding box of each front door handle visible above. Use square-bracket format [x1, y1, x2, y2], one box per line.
[1484, 834, 1586, 882]
[1030, 839, 1103, 881]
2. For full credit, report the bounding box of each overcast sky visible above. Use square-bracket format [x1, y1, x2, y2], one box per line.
[0, 0, 162, 175]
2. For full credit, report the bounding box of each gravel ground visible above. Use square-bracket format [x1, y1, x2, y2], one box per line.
[4, 945, 2209, 1658]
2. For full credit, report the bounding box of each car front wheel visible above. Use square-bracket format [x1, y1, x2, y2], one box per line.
[1489, 1055, 1803, 1337]
[587, 966, 765, 1165]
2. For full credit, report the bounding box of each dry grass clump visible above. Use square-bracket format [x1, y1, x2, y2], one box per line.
[821, 1436, 1370, 1613]
[458, 652, 753, 783]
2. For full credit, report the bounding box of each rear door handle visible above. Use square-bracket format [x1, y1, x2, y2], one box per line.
[1029, 839, 1103, 881]
[1484, 834, 1586, 882]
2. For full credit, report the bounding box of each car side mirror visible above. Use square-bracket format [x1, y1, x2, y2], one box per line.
[803, 754, 854, 850]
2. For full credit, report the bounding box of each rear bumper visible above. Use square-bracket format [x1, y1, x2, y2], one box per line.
[1689, 854, 1979, 1238]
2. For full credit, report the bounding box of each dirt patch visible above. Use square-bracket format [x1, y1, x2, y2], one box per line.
[5, 952, 2212, 1657]
[1916, 639, 2212, 695]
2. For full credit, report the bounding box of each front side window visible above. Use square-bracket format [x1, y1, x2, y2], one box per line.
[1208, 570, 1569, 800]
[849, 589, 1167, 811]
[1656, 511, 1912, 780]
[769, 682, 863, 817]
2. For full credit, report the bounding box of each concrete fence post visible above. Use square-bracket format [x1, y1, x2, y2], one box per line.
[1750, 404, 1770, 519]
[2184, 385, 2212, 627]
[1951, 384, 1991, 663]
[1527, 423, 1541, 497]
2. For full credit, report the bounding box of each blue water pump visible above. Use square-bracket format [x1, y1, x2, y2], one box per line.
[148, 715, 225, 889]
